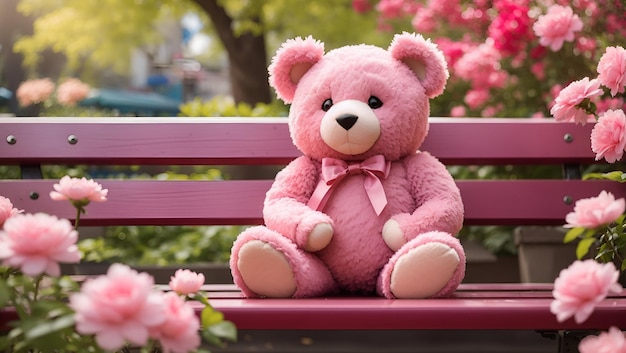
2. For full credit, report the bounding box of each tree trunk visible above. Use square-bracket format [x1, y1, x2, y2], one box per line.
[192, 0, 272, 105]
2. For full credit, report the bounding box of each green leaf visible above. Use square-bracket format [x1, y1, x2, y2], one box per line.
[24, 314, 75, 341]
[0, 278, 11, 307]
[193, 293, 211, 306]
[202, 329, 223, 347]
[201, 305, 224, 327]
[564, 227, 586, 243]
[576, 238, 596, 259]
[0, 335, 9, 351]
[207, 320, 237, 342]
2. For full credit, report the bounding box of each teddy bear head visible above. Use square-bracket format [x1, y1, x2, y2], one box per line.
[268, 32, 449, 162]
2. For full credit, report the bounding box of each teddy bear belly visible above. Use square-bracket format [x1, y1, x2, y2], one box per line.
[316, 176, 399, 293]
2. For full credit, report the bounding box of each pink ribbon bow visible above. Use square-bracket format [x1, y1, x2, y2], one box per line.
[308, 155, 391, 216]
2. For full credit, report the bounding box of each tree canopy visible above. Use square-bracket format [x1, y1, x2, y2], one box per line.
[13, 0, 385, 104]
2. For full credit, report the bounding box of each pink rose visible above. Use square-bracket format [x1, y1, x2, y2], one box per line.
[597, 46, 626, 97]
[450, 105, 466, 117]
[15, 78, 55, 107]
[565, 190, 626, 229]
[550, 77, 603, 125]
[0, 213, 80, 276]
[551, 260, 622, 324]
[70, 264, 167, 351]
[351, 0, 372, 13]
[464, 89, 490, 109]
[591, 109, 626, 163]
[375, 0, 406, 19]
[50, 176, 108, 203]
[150, 292, 201, 353]
[579, 327, 626, 353]
[533, 5, 583, 52]
[56, 78, 90, 106]
[0, 195, 23, 227]
[454, 43, 505, 91]
[169, 269, 205, 295]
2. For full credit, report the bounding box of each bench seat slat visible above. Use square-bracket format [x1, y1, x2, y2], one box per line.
[202, 296, 626, 331]
[3, 286, 625, 331]
[2, 179, 624, 226]
[0, 117, 596, 165]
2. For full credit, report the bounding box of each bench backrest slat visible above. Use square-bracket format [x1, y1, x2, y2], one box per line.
[0, 117, 596, 165]
[1, 179, 621, 226]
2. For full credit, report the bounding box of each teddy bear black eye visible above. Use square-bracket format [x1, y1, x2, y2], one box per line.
[368, 96, 383, 109]
[321, 98, 333, 112]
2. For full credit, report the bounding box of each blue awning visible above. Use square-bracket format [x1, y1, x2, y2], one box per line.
[80, 88, 181, 116]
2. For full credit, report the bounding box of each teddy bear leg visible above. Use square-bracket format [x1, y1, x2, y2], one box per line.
[377, 231, 466, 299]
[231, 226, 336, 298]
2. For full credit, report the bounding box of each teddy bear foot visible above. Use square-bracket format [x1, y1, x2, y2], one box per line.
[237, 240, 297, 298]
[389, 242, 460, 299]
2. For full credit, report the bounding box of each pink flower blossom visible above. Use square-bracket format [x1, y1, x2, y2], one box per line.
[533, 5, 583, 52]
[551, 260, 622, 324]
[150, 292, 201, 353]
[50, 176, 108, 203]
[70, 264, 167, 351]
[591, 109, 626, 163]
[464, 89, 490, 109]
[375, 0, 408, 18]
[550, 77, 603, 125]
[531, 62, 545, 80]
[16, 78, 55, 107]
[434, 38, 473, 68]
[56, 78, 90, 106]
[454, 42, 507, 91]
[450, 105, 466, 117]
[352, 0, 372, 13]
[579, 327, 626, 353]
[0, 213, 80, 276]
[411, 8, 436, 33]
[169, 269, 205, 295]
[565, 190, 625, 229]
[576, 37, 597, 56]
[0, 196, 23, 227]
[488, 0, 533, 56]
[597, 46, 626, 97]
[596, 97, 625, 115]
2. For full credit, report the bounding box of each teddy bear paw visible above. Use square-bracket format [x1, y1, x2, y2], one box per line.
[304, 223, 334, 252]
[237, 240, 297, 297]
[390, 242, 460, 299]
[382, 219, 406, 251]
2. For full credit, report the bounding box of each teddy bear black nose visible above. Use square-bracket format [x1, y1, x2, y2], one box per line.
[336, 114, 358, 130]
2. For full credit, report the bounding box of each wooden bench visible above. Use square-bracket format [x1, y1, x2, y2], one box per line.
[1, 116, 626, 352]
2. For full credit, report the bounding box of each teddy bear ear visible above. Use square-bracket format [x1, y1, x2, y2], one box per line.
[388, 32, 449, 98]
[268, 36, 325, 103]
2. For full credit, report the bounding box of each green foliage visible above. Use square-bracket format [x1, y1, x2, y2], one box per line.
[79, 224, 243, 266]
[179, 96, 288, 117]
[15, 0, 194, 75]
[0, 269, 102, 353]
[584, 171, 626, 183]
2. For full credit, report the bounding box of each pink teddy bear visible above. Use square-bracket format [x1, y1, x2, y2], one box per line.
[230, 32, 465, 299]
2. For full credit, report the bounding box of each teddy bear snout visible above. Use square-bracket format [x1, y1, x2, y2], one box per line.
[319, 100, 381, 156]
[336, 114, 358, 130]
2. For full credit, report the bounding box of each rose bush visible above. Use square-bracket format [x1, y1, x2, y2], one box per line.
[0, 176, 236, 353]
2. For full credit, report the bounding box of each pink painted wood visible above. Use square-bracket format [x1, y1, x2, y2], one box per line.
[0, 179, 624, 226]
[0, 117, 596, 165]
[2, 283, 626, 331]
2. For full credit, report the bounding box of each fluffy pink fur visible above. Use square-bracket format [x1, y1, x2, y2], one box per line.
[231, 32, 465, 299]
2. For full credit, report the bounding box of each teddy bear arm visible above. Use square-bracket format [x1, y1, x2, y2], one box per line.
[389, 153, 464, 243]
[263, 156, 334, 250]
